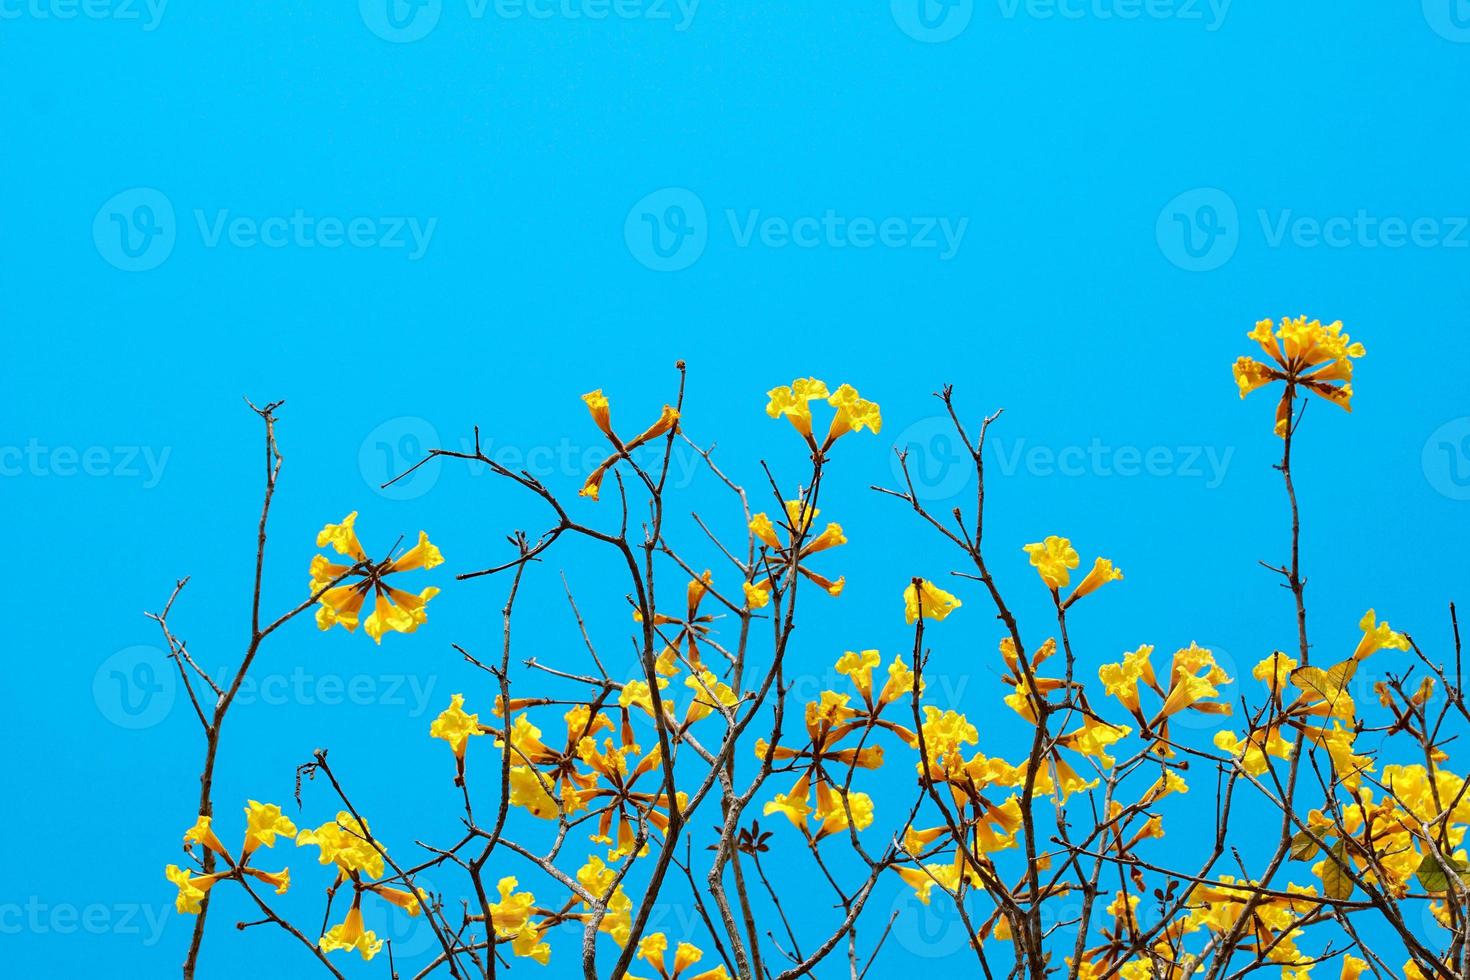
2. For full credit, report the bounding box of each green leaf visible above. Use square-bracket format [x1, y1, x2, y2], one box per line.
[1415, 852, 1470, 893]
[1323, 841, 1354, 900]
[1289, 830, 1320, 862]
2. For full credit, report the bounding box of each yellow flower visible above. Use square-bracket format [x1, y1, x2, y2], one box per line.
[813, 781, 874, 839]
[1098, 645, 1157, 717]
[1214, 726, 1293, 776]
[684, 670, 739, 724]
[1022, 536, 1080, 590]
[835, 649, 882, 703]
[165, 865, 226, 914]
[365, 883, 425, 917]
[582, 388, 613, 437]
[766, 377, 830, 439]
[619, 678, 671, 718]
[320, 905, 383, 961]
[917, 706, 978, 768]
[802, 522, 847, 555]
[312, 514, 443, 642]
[509, 922, 552, 965]
[578, 394, 681, 499]
[317, 511, 368, 561]
[745, 504, 847, 599]
[1352, 608, 1410, 662]
[1233, 317, 1365, 437]
[183, 815, 231, 862]
[742, 580, 772, 609]
[1339, 956, 1367, 980]
[242, 801, 297, 855]
[242, 866, 291, 895]
[1253, 652, 1298, 694]
[904, 579, 962, 624]
[637, 932, 669, 971]
[749, 513, 781, 549]
[822, 383, 882, 448]
[893, 863, 963, 905]
[388, 531, 444, 573]
[487, 877, 546, 960]
[575, 856, 636, 946]
[877, 654, 922, 706]
[632, 934, 727, 980]
[296, 812, 384, 880]
[763, 771, 812, 829]
[1056, 716, 1131, 768]
[1065, 556, 1123, 605]
[508, 766, 561, 820]
[429, 693, 484, 760]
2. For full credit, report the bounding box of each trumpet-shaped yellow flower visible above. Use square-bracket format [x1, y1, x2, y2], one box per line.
[763, 771, 813, 829]
[834, 649, 882, 703]
[813, 780, 875, 839]
[904, 579, 962, 624]
[165, 865, 226, 914]
[487, 877, 542, 952]
[1066, 556, 1123, 605]
[631, 933, 729, 980]
[1099, 645, 1157, 717]
[742, 580, 771, 609]
[877, 654, 923, 706]
[242, 800, 297, 855]
[823, 383, 882, 447]
[508, 765, 561, 820]
[429, 693, 484, 760]
[1022, 536, 1080, 590]
[183, 815, 231, 861]
[1352, 608, 1410, 662]
[317, 512, 368, 562]
[296, 812, 384, 880]
[320, 905, 383, 961]
[388, 531, 444, 574]
[765, 377, 830, 439]
[582, 389, 613, 437]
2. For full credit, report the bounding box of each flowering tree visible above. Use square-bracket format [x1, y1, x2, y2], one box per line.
[158, 320, 1467, 980]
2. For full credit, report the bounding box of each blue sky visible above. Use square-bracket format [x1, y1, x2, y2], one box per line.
[4, 1, 1470, 976]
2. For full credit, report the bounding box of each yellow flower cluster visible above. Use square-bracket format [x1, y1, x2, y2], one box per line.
[579, 388, 681, 500]
[765, 377, 881, 450]
[311, 512, 444, 643]
[1233, 316, 1365, 436]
